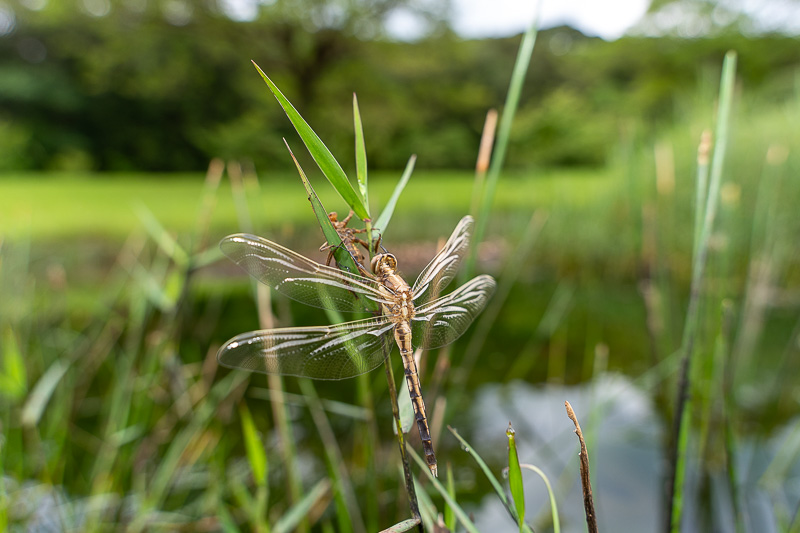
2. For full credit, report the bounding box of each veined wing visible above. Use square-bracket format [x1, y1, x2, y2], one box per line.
[412, 216, 474, 304]
[411, 274, 496, 350]
[221, 233, 388, 313]
[217, 316, 396, 379]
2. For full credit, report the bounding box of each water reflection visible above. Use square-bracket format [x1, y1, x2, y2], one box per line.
[461, 373, 663, 532]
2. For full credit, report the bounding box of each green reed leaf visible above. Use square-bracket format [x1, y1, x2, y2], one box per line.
[353, 93, 369, 210]
[253, 62, 368, 220]
[284, 140, 363, 279]
[507, 424, 525, 532]
[374, 155, 415, 237]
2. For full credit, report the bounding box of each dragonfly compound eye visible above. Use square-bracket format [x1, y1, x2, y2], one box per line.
[371, 253, 398, 274]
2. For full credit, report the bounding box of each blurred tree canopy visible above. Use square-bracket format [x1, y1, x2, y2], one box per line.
[0, 0, 797, 172]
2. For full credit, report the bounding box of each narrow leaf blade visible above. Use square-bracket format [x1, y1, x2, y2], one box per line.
[353, 93, 369, 209]
[273, 478, 331, 533]
[374, 155, 415, 236]
[284, 140, 362, 278]
[507, 424, 526, 531]
[253, 62, 368, 219]
[239, 403, 268, 487]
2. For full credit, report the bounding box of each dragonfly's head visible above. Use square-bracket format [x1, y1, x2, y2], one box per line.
[371, 253, 397, 275]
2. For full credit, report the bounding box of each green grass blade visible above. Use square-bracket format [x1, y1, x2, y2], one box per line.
[448, 425, 515, 521]
[668, 50, 738, 533]
[273, 479, 331, 533]
[373, 155, 415, 236]
[408, 447, 480, 533]
[145, 371, 249, 510]
[444, 463, 456, 532]
[466, 16, 538, 279]
[412, 474, 437, 531]
[353, 93, 369, 211]
[134, 204, 189, 268]
[284, 140, 364, 279]
[507, 425, 526, 532]
[239, 403, 268, 488]
[0, 327, 26, 400]
[298, 378, 365, 533]
[519, 464, 560, 533]
[253, 61, 368, 219]
[21, 359, 70, 427]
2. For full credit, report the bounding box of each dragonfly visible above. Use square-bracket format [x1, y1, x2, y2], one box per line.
[216, 215, 496, 477]
[318, 210, 373, 274]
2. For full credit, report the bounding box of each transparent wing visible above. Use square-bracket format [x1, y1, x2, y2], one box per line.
[221, 233, 389, 313]
[217, 316, 396, 380]
[411, 274, 496, 350]
[412, 216, 474, 304]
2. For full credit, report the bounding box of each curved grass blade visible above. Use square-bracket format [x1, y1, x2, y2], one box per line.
[21, 359, 69, 427]
[507, 424, 525, 532]
[253, 61, 368, 219]
[284, 139, 364, 280]
[448, 425, 511, 513]
[449, 426, 532, 529]
[519, 464, 560, 533]
[374, 155, 415, 236]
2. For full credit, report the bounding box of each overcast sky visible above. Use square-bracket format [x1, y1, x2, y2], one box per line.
[216, 0, 800, 40]
[451, 0, 649, 40]
[387, 0, 800, 40]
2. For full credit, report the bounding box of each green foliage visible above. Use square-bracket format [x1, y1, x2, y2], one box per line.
[0, 4, 797, 171]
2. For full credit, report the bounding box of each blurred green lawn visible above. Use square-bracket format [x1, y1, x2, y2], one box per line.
[0, 167, 619, 240]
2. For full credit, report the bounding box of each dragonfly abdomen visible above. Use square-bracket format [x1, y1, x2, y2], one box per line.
[394, 322, 438, 478]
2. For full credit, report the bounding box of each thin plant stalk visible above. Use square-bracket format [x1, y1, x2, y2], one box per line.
[299, 379, 366, 533]
[229, 164, 307, 530]
[519, 464, 560, 533]
[666, 51, 737, 533]
[384, 352, 423, 529]
[465, 14, 539, 280]
[470, 109, 498, 217]
[565, 401, 597, 533]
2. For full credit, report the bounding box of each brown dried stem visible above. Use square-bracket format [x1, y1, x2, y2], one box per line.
[384, 354, 423, 531]
[565, 401, 598, 533]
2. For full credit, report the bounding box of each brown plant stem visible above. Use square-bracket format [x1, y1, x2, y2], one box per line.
[384, 352, 423, 531]
[565, 401, 598, 533]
